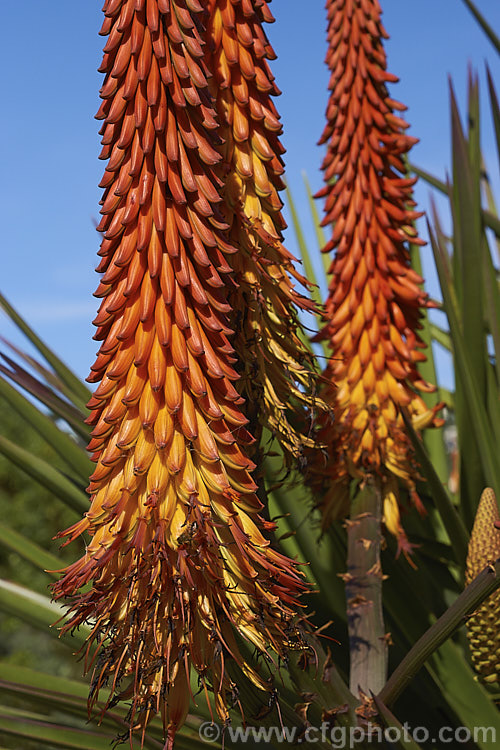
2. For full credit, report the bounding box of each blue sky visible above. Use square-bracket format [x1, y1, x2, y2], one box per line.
[0, 1, 499, 389]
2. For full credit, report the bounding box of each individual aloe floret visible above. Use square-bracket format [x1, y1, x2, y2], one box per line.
[309, 0, 442, 556]
[52, 1, 307, 745]
[466, 488, 500, 685]
[204, 0, 323, 466]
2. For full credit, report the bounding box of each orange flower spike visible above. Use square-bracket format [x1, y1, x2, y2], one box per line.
[311, 0, 443, 538]
[53, 1, 307, 745]
[204, 0, 323, 465]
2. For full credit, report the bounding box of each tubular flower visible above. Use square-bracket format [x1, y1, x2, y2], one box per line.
[309, 0, 442, 552]
[466, 488, 500, 685]
[204, 0, 322, 465]
[52, 0, 307, 744]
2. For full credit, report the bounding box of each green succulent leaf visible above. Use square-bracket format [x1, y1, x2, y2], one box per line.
[459, 0, 500, 55]
[0, 707, 128, 750]
[0, 520, 62, 578]
[372, 694, 423, 749]
[0, 579, 88, 650]
[0, 376, 92, 484]
[402, 412, 468, 568]
[0, 434, 88, 515]
[303, 173, 330, 279]
[429, 218, 500, 511]
[0, 351, 89, 441]
[429, 323, 452, 352]
[0, 292, 91, 409]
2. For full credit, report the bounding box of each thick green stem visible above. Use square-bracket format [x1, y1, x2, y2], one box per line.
[345, 482, 388, 696]
[378, 557, 500, 707]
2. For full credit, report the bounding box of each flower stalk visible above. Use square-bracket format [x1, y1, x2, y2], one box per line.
[379, 554, 500, 708]
[344, 482, 387, 697]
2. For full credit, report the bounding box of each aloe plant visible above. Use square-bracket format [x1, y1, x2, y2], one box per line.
[1, 2, 500, 749]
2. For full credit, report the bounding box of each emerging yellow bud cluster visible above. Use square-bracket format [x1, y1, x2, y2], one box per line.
[466, 488, 500, 685]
